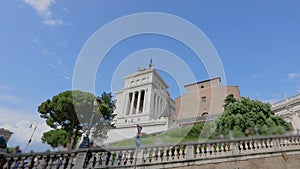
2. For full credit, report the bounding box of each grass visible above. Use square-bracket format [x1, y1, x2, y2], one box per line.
[109, 124, 205, 148]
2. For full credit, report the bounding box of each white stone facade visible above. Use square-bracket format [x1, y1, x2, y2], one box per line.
[271, 94, 300, 131]
[106, 68, 175, 143]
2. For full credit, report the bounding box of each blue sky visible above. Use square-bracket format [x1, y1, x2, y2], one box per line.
[1, 0, 300, 152]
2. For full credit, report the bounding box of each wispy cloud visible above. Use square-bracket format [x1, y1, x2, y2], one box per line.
[288, 72, 300, 79]
[62, 7, 70, 13]
[0, 93, 24, 104]
[48, 63, 56, 69]
[33, 38, 51, 56]
[43, 19, 63, 26]
[23, 0, 63, 26]
[263, 99, 280, 104]
[0, 84, 12, 91]
[58, 73, 70, 80]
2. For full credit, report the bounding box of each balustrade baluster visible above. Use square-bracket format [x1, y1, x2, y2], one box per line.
[122, 151, 129, 166]
[182, 145, 186, 158]
[203, 144, 207, 156]
[168, 147, 173, 160]
[159, 148, 163, 161]
[253, 140, 257, 149]
[68, 153, 76, 169]
[224, 143, 229, 154]
[288, 137, 293, 146]
[251, 140, 256, 150]
[215, 143, 220, 156]
[145, 149, 151, 163]
[163, 147, 167, 161]
[151, 148, 156, 162]
[245, 141, 250, 150]
[260, 140, 265, 148]
[248, 140, 253, 150]
[32, 155, 39, 168]
[112, 151, 118, 166]
[269, 139, 274, 148]
[62, 154, 69, 169]
[207, 144, 211, 156]
[196, 145, 200, 157]
[294, 136, 297, 144]
[291, 136, 296, 145]
[239, 142, 243, 151]
[97, 152, 104, 167]
[179, 146, 184, 159]
[257, 140, 262, 149]
[200, 144, 205, 156]
[266, 139, 270, 148]
[20, 156, 25, 168]
[91, 152, 97, 168]
[173, 146, 178, 160]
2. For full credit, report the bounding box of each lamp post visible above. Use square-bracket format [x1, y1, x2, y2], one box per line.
[24, 120, 37, 152]
[80, 98, 98, 148]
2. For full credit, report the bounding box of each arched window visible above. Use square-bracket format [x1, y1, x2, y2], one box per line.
[201, 112, 209, 116]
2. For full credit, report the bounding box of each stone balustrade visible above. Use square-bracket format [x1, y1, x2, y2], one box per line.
[1, 134, 300, 168]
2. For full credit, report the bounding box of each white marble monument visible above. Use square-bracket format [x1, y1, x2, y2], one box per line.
[105, 66, 175, 143]
[271, 94, 300, 132]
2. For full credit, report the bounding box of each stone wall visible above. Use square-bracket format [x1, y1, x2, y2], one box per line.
[171, 153, 300, 169]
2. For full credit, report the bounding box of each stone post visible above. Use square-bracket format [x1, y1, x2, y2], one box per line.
[186, 145, 194, 159]
[73, 151, 86, 169]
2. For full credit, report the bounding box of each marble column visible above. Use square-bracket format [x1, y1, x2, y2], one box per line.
[142, 90, 147, 113]
[130, 91, 136, 115]
[136, 91, 141, 114]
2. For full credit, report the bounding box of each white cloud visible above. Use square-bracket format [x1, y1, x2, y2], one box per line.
[58, 73, 70, 80]
[33, 38, 51, 56]
[57, 60, 62, 65]
[62, 7, 70, 13]
[23, 0, 63, 26]
[288, 72, 300, 79]
[263, 99, 280, 104]
[48, 63, 56, 69]
[0, 107, 52, 152]
[0, 84, 12, 91]
[0, 93, 23, 104]
[43, 19, 63, 26]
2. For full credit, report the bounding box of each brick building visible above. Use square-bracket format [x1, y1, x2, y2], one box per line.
[175, 77, 240, 125]
[0, 128, 13, 143]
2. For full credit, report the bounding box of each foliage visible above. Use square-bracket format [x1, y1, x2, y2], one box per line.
[38, 90, 115, 149]
[41, 129, 68, 148]
[89, 92, 116, 139]
[215, 95, 291, 138]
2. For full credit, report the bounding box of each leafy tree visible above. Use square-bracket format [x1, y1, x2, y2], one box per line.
[224, 94, 236, 107]
[38, 90, 115, 150]
[215, 95, 291, 138]
[85, 92, 116, 140]
[41, 129, 68, 148]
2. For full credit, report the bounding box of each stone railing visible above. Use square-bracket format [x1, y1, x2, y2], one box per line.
[1, 134, 300, 168]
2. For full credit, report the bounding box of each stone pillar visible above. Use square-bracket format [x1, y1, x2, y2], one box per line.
[185, 145, 194, 159]
[73, 152, 86, 169]
[130, 91, 136, 115]
[153, 94, 156, 119]
[136, 91, 141, 114]
[124, 93, 130, 115]
[143, 89, 147, 113]
[155, 95, 159, 119]
[292, 112, 300, 131]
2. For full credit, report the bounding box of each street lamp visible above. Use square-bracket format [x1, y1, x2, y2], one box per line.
[79, 98, 98, 148]
[24, 120, 37, 152]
